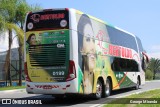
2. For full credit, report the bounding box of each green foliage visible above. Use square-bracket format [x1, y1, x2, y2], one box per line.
[0, 0, 42, 31]
[15, 0, 41, 29]
[0, 86, 25, 91]
[0, 0, 42, 86]
[0, 0, 17, 22]
[15, 0, 30, 29]
[155, 73, 160, 80]
[0, 0, 42, 48]
[104, 89, 160, 107]
[0, 15, 5, 30]
[147, 58, 160, 79]
[145, 69, 153, 80]
[147, 58, 160, 73]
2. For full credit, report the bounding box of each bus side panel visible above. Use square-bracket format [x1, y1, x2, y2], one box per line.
[74, 9, 145, 95]
[69, 9, 79, 93]
[75, 11, 120, 94]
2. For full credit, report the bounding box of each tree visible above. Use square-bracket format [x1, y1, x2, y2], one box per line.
[0, 0, 41, 86]
[147, 58, 160, 80]
[14, 0, 41, 86]
[15, 0, 41, 29]
[0, 0, 18, 86]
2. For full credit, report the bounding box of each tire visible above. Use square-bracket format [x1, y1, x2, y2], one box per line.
[93, 80, 103, 99]
[103, 78, 111, 97]
[53, 94, 64, 99]
[135, 78, 140, 90]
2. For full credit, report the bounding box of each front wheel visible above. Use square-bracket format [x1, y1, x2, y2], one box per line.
[93, 80, 102, 99]
[135, 78, 140, 90]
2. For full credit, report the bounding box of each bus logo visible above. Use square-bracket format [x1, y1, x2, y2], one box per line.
[57, 44, 65, 48]
[30, 14, 40, 23]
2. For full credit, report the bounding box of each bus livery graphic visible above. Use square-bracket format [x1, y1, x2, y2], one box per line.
[24, 8, 148, 99]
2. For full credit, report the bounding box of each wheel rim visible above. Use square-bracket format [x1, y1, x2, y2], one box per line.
[96, 81, 102, 97]
[105, 80, 110, 95]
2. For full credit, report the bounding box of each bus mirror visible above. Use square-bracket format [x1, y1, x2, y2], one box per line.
[142, 52, 149, 63]
[142, 52, 149, 71]
[142, 58, 147, 71]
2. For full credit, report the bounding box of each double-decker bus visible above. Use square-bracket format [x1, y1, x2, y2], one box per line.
[24, 8, 148, 99]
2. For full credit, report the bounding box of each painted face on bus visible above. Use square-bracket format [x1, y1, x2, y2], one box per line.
[30, 35, 36, 45]
[27, 34, 37, 45]
[82, 23, 96, 71]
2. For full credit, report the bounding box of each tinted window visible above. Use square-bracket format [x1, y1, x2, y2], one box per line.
[111, 57, 139, 71]
[136, 36, 143, 53]
[107, 26, 138, 52]
[136, 36, 144, 61]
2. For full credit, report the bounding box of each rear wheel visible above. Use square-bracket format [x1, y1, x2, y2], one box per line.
[104, 78, 111, 97]
[53, 94, 64, 99]
[93, 80, 102, 99]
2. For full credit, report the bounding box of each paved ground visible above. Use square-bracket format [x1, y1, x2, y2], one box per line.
[0, 80, 160, 107]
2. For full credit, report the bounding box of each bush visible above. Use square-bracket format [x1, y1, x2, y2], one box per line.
[145, 69, 153, 80]
[155, 73, 160, 80]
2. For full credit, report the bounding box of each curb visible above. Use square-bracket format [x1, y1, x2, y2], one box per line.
[0, 89, 26, 94]
[146, 80, 160, 82]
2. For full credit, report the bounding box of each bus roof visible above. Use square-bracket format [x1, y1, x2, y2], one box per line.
[27, 8, 136, 38]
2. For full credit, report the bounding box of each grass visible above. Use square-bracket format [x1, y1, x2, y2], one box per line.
[103, 89, 160, 107]
[0, 86, 25, 91]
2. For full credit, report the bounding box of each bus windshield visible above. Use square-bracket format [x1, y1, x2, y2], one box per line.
[26, 9, 69, 32]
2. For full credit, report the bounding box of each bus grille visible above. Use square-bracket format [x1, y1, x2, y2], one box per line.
[29, 44, 66, 66]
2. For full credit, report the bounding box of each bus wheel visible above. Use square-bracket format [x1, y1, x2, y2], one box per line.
[53, 94, 64, 99]
[93, 80, 102, 99]
[135, 78, 140, 90]
[104, 78, 111, 97]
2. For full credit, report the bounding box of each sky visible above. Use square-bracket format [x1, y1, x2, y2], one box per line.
[0, 32, 19, 52]
[0, 0, 160, 59]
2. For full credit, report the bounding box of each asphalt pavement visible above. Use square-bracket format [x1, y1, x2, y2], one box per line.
[0, 80, 160, 107]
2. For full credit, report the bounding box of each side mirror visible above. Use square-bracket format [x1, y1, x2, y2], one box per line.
[142, 52, 149, 63]
[142, 52, 149, 71]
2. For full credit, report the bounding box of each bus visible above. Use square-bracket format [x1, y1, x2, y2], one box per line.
[24, 8, 149, 99]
